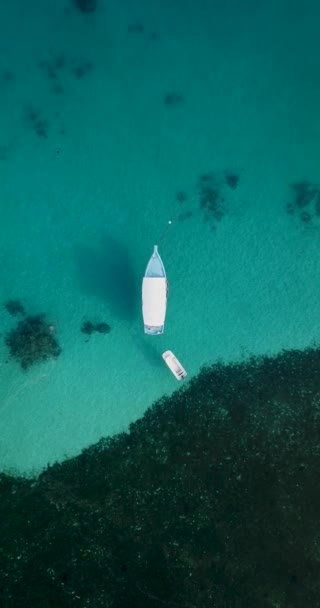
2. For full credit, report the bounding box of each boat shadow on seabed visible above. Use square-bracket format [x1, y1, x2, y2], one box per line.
[74, 234, 138, 321]
[131, 331, 164, 368]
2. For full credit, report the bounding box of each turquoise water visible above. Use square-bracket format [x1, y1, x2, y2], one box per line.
[1, 0, 320, 474]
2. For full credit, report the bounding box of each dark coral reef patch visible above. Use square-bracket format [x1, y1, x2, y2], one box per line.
[175, 168, 241, 226]
[164, 92, 184, 106]
[128, 21, 144, 33]
[24, 105, 49, 139]
[176, 190, 188, 203]
[225, 171, 239, 190]
[287, 180, 320, 227]
[198, 171, 226, 226]
[4, 299, 25, 316]
[74, 0, 97, 13]
[5, 314, 61, 369]
[39, 51, 94, 96]
[292, 181, 318, 208]
[81, 320, 111, 336]
[71, 59, 93, 79]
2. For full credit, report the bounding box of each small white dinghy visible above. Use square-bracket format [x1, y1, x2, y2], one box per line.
[162, 350, 187, 380]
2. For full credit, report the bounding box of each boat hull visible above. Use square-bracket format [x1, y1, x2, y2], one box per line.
[142, 246, 167, 335]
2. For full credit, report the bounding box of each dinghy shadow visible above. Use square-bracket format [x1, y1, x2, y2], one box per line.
[132, 333, 163, 368]
[74, 234, 137, 321]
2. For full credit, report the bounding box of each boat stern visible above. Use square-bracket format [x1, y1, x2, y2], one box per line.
[144, 324, 164, 335]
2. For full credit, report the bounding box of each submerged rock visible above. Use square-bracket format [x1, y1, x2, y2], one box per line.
[292, 181, 318, 209]
[287, 181, 320, 226]
[81, 321, 95, 335]
[4, 299, 25, 316]
[225, 172, 239, 190]
[5, 314, 61, 369]
[81, 320, 111, 336]
[164, 92, 184, 106]
[197, 170, 227, 227]
[128, 22, 144, 33]
[176, 190, 188, 203]
[96, 322, 111, 334]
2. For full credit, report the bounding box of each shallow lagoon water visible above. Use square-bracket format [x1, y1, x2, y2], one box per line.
[1, 0, 320, 473]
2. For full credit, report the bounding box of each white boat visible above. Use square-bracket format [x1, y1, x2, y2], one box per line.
[142, 245, 168, 335]
[162, 350, 187, 380]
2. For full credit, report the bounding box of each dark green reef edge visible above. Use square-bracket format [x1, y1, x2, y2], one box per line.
[1, 345, 320, 607]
